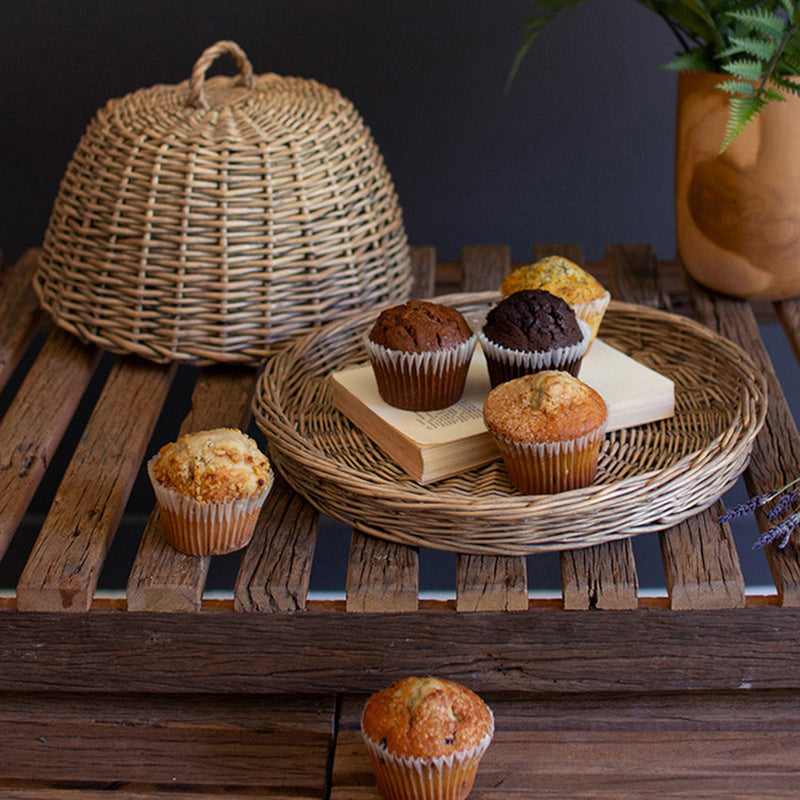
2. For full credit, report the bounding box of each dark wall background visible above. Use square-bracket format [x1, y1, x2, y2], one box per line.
[1, 0, 678, 265]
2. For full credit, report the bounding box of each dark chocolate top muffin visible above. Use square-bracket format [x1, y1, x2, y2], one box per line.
[482, 289, 582, 352]
[368, 300, 473, 353]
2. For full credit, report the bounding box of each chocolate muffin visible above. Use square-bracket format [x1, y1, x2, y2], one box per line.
[479, 290, 591, 387]
[365, 300, 477, 411]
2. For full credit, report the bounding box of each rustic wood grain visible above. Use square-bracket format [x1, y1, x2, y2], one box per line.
[345, 530, 419, 612]
[126, 365, 256, 612]
[0, 691, 332, 794]
[15, 357, 175, 612]
[0, 249, 43, 392]
[0, 330, 101, 563]
[234, 473, 318, 612]
[691, 281, 800, 605]
[409, 244, 436, 299]
[460, 243, 510, 292]
[529, 244, 640, 610]
[333, 690, 800, 800]
[0, 605, 798, 695]
[607, 243, 746, 610]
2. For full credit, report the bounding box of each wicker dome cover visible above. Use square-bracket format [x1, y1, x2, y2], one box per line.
[35, 41, 411, 364]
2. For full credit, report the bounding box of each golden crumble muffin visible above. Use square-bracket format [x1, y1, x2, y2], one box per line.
[361, 676, 494, 800]
[500, 256, 610, 341]
[151, 427, 272, 503]
[148, 428, 274, 555]
[483, 371, 607, 494]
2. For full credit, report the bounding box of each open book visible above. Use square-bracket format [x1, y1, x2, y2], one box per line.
[330, 339, 675, 484]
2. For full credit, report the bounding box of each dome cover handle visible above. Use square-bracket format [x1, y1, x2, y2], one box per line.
[188, 40, 256, 109]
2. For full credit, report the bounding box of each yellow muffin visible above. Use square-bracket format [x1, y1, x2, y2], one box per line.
[148, 428, 273, 555]
[500, 256, 610, 340]
[361, 676, 494, 800]
[483, 371, 607, 494]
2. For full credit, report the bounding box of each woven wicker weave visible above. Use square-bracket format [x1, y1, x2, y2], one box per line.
[253, 293, 767, 555]
[35, 41, 411, 364]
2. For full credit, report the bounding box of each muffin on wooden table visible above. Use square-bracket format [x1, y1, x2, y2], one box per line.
[365, 300, 476, 411]
[483, 370, 607, 494]
[147, 427, 273, 556]
[501, 255, 610, 342]
[361, 675, 494, 800]
[479, 289, 591, 388]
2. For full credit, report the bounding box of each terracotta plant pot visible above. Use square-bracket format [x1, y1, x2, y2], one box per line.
[675, 71, 800, 300]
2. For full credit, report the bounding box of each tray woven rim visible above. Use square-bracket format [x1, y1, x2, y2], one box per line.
[253, 292, 767, 555]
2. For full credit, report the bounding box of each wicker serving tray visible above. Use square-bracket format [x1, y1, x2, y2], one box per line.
[253, 292, 767, 555]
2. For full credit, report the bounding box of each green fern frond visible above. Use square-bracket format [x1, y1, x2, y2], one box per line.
[725, 9, 788, 39]
[720, 94, 768, 151]
[716, 78, 757, 95]
[661, 48, 716, 71]
[723, 56, 769, 81]
[718, 34, 781, 61]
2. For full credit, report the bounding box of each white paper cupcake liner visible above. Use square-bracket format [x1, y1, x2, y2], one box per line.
[364, 334, 477, 411]
[147, 456, 273, 556]
[361, 709, 494, 800]
[479, 318, 591, 388]
[489, 422, 607, 494]
[573, 290, 611, 342]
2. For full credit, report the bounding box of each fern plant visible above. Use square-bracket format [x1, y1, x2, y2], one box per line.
[510, 0, 800, 150]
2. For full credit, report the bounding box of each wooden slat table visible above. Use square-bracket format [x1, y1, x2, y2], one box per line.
[2, 244, 800, 799]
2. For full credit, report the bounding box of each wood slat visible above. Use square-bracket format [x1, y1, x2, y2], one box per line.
[234, 473, 319, 612]
[532, 244, 639, 610]
[409, 244, 436, 299]
[0, 691, 332, 795]
[606, 243, 746, 610]
[126, 365, 256, 612]
[0, 249, 43, 392]
[16, 357, 175, 612]
[691, 281, 800, 605]
[456, 244, 530, 612]
[332, 690, 800, 800]
[345, 530, 419, 612]
[0, 330, 101, 563]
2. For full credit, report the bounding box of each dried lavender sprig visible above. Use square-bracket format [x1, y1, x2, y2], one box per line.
[753, 510, 800, 550]
[718, 493, 770, 523]
[767, 489, 799, 522]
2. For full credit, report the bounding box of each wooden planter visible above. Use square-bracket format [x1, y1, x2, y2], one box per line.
[675, 71, 800, 300]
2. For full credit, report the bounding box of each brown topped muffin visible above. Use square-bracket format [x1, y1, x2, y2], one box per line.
[148, 428, 274, 555]
[365, 300, 477, 411]
[369, 300, 473, 352]
[500, 256, 610, 341]
[361, 676, 494, 800]
[479, 290, 591, 387]
[483, 371, 607, 494]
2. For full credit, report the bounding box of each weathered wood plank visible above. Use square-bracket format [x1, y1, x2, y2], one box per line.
[345, 530, 419, 612]
[607, 243, 746, 610]
[16, 358, 175, 612]
[0, 330, 101, 563]
[0, 249, 43, 392]
[126, 365, 256, 612]
[532, 244, 639, 610]
[333, 690, 800, 800]
[691, 281, 800, 605]
[1, 605, 799, 695]
[460, 243, 510, 292]
[409, 244, 437, 300]
[0, 691, 332, 794]
[234, 473, 318, 612]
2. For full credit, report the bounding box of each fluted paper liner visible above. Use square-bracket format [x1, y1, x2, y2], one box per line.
[361, 708, 494, 800]
[573, 289, 611, 343]
[147, 456, 273, 555]
[490, 423, 607, 495]
[479, 318, 591, 388]
[365, 334, 477, 411]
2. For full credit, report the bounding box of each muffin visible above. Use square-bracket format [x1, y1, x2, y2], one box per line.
[361, 676, 494, 800]
[500, 255, 610, 341]
[365, 300, 477, 411]
[479, 289, 591, 387]
[147, 427, 274, 555]
[483, 371, 607, 494]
